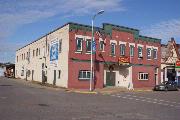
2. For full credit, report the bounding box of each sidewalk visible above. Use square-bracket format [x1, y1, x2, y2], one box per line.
[66, 86, 153, 94]
[8, 77, 153, 94]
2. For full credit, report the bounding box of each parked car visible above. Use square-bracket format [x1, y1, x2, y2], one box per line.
[153, 81, 179, 91]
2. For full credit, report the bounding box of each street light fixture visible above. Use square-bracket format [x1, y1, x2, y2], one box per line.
[90, 10, 105, 91]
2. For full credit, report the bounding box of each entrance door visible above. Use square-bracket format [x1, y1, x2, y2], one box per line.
[32, 70, 34, 81]
[53, 70, 56, 85]
[106, 72, 115, 86]
[167, 69, 176, 81]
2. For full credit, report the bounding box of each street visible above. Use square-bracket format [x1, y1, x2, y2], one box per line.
[0, 77, 180, 120]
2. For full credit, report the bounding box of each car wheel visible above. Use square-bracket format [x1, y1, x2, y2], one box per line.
[165, 87, 168, 91]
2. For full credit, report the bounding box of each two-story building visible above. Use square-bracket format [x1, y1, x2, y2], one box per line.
[15, 22, 161, 89]
[161, 38, 180, 83]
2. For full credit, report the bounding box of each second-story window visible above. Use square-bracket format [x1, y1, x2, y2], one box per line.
[111, 43, 116, 56]
[17, 56, 18, 62]
[36, 48, 38, 56]
[76, 38, 83, 52]
[147, 48, 151, 59]
[33, 50, 35, 57]
[153, 49, 157, 59]
[120, 44, 125, 56]
[130, 45, 134, 57]
[138, 46, 143, 58]
[99, 41, 104, 51]
[39, 48, 40, 55]
[86, 39, 91, 52]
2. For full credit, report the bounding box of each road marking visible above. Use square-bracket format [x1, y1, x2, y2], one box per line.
[109, 94, 180, 108]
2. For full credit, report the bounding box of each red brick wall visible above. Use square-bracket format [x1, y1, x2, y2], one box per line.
[68, 30, 104, 89]
[68, 28, 161, 89]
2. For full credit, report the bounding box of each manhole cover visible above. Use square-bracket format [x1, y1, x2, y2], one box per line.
[38, 104, 49, 107]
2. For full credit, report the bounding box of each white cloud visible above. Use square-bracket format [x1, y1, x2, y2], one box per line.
[141, 19, 180, 43]
[0, 0, 124, 41]
[0, 0, 125, 62]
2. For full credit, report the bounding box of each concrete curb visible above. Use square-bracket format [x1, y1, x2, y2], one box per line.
[66, 90, 98, 94]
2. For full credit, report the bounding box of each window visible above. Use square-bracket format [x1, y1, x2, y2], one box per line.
[99, 41, 104, 51]
[138, 46, 143, 58]
[59, 39, 62, 53]
[147, 48, 151, 59]
[17, 56, 18, 62]
[76, 38, 83, 52]
[21, 70, 24, 76]
[36, 48, 38, 56]
[130, 45, 134, 57]
[111, 43, 116, 56]
[58, 70, 61, 79]
[153, 49, 157, 59]
[27, 52, 28, 59]
[22, 54, 23, 60]
[33, 50, 35, 57]
[138, 72, 149, 80]
[39, 48, 40, 55]
[120, 44, 125, 56]
[86, 39, 91, 52]
[24, 53, 25, 60]
[78, 70, 91, 80]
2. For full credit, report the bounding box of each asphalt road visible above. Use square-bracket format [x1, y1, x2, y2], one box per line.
[0, 77, 180, 120]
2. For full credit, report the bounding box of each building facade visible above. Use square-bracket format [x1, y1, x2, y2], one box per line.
[15, 22, 161, 89]
[161, 38, 180, 84]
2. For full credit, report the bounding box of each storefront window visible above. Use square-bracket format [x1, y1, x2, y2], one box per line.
[78, 70, 91, 80]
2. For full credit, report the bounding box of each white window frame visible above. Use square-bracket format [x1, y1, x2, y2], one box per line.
[76, 37, 83, 52]
[147, 48, 151, 59]
[130, 45, 134, 57]
[138, 46, 143, 58]
[153, 49, 157, 59]
[120, 44, 125, 56]
[111, 43, 116, 56]
[138, 72, 149, 80]
[99, 41, 104, 51]
[78, 70, 91, 80]
[86, 39, 91, 52]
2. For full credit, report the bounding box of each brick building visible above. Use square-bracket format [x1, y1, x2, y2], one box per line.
[15, 22, 161, 89]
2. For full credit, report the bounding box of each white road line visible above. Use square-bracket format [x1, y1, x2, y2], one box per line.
[110, 94, 180, 108]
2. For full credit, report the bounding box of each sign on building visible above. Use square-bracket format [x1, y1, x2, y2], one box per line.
[118, 56, 130, 65]
[50, 39, 59, 66]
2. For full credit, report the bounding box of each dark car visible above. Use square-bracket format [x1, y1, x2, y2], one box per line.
[153, 81, 179, 91]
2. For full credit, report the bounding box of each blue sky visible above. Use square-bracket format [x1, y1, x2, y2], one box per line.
[0, 0, 180, 63]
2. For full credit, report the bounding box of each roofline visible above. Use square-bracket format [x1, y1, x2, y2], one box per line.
[16, 22, 72, 51]
[103, 23, 139, 31]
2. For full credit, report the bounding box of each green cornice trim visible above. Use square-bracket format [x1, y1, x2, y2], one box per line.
[138, 35, 161, 43]
[68, 22, 161, 43]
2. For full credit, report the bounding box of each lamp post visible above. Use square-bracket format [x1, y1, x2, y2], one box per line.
[90, 10, 104, 91]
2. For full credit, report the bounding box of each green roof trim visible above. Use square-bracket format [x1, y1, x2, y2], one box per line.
[138, 35, 161, 43]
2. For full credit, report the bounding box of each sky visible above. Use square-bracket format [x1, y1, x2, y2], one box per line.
[0, 0, 180, 63]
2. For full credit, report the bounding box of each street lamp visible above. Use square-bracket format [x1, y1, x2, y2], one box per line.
[90, 10, 104, 91]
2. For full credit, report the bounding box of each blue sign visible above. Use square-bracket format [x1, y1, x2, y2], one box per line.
[50, 41, 59, 62]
